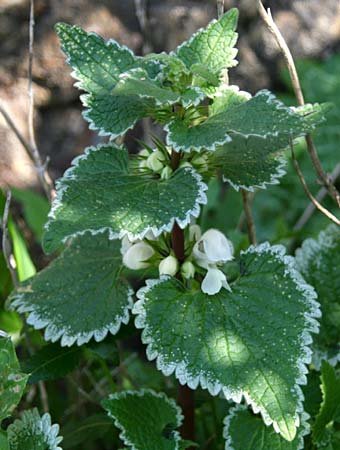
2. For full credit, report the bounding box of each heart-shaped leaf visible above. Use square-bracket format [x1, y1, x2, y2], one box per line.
[296, 225, 340, 369]
[8, 231, 133, 347]
[133, 243, 320, 441]
[102, 390, 183, 450]
[43, 144, 207, 254]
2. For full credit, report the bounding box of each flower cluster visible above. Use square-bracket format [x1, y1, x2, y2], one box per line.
[120, 227, 233, 296]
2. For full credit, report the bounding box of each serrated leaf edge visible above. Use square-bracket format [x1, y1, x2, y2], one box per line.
[223, 404, 310, 450]
[171, 9, 239, 70]
[223, 155, 287, 192]
[295, 224, 340, 370]
[7, 408, 63, 450]
[44, 143, 208, 248]
[132, 243, 320, 439]
[102, 389, 184, 450]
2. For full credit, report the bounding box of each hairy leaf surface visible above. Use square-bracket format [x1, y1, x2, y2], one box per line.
[7, 409, 63, 450]
[43, 144, 207, 254]
[296, 225, 340, 368]
[0, 334, 28, 421]
[8, 232, 133, 347]
[133, 243, 320, 441]
[174, 9, 239, 75]
[223, 405, 308, 450]
[102, 390, 183, 450]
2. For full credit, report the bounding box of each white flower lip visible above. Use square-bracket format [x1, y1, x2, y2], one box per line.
[193, 228, 234, 268]
[201, 267, 231, 295]
[123, 242, 155, 270]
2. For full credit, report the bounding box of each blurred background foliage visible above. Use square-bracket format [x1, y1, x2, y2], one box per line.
[0, 1, 340, 449]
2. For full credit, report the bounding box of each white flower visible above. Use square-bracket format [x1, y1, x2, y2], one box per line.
[120, 235, 135, 256]
[159, 255, 178, 276]
[189, 224, 201, 242]
[193, 228, 234, 268]
[181, 261, 195, 279]
[180, 161, 192, 169]
[123, 242, 154, 270]
[146, 150, 165, 172]
[139, 149, 150, 158]
[201, 267, 231, 295]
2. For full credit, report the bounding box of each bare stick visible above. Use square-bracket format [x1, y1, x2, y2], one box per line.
[1, 190, 18, 286]
[294, 162, 340, 230]
[290, 142, 340, 226]
[241, 190, 257, 245]
[217, 0, 225, 18]
[257, 1, 340, 207]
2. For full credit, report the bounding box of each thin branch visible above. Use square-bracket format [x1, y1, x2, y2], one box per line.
[290, 142, 340, 226]
[294, 162, 340, 230]
[217, 0, 225, 19]
[1, 190, 18, 286]
[26, 0, 55, 202]
[241, 190, 257, 245]
[257, 1, 340, 208]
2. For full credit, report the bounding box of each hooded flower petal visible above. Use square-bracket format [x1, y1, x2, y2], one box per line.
[123, 242, 155, 270]
[193, 228, 233, 268]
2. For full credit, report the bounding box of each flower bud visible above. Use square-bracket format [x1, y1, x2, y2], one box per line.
[159, 255, 178, 276]
[146, 150, 165, 172]
[181, 261, 195, 279]
[160, 166, 173, 180]
[180, 161, 192, 169]
[139, 149, 150, 158]
[123, 242, 154, 270]
[189, 224, 201, 242]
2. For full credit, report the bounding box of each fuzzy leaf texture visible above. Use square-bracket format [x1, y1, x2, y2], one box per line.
[0, 334, 28, 421]
[102, 390, 184, 450]
[55, 23, 161, 137]
[7, 409, 63, 450]
[165, 89, 328, 152]
[133, 243, 321, 441]
[42, 144, 207, 254]
[174, 9, 239, 75]
[313, 362, 340, 444]
[8, 231, 133, 347]
[296, 225, 340, 368]
[223, 405, 309, 450]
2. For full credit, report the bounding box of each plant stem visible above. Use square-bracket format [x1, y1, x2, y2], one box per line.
[241, 190, 257, 245]
[171, 150, 195, 444]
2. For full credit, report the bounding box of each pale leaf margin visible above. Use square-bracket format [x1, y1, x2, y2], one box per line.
[44, 144, 208, 248]
[133, 243, 321, 436]
[295, 224, 340, 370]
[103, 389, 184, 450]
[223, 404, 310, 450]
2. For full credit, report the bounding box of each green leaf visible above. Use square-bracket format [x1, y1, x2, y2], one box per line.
[223, 405, 309, 450]
[8, 231, 133, 347]
[166, 90, 322, 152]
[55, 23, 161, 137]
[102, 389, 183, 450]
[12, 189, 49, 243]
[21, 343, 82, 383]
[212, 134, 288, 191]
[313, 362, 340, 444]
[43, 144, 207, 254]
[61, 414, 115, 449]
[174, 9, 239, 75]
[296, 225, 340, 368]
[7, 408, 63, 450]
[8, 221, 36, 282]
[113, 68, 181, 105]
[0, 334, 28, 422]
[133, 243, 320, 441]
[0, 431, 9, 450]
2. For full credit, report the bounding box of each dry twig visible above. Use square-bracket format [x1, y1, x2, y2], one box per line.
[290, 142, 340, 226]
[217, 0, 225, 18]
[257, 1, 340, 208]
[1, 190, 18, 286]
